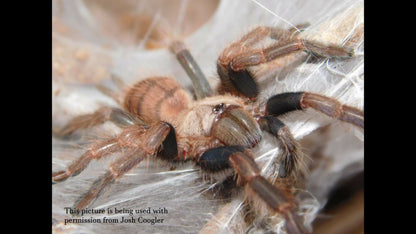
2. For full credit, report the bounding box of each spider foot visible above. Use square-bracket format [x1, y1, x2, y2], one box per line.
[52, 170, 71, 183]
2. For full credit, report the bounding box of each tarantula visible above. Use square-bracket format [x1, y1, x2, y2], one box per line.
[52, 24, 363, 234]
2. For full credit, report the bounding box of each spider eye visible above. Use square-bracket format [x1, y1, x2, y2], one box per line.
[213, 103, 225, 113]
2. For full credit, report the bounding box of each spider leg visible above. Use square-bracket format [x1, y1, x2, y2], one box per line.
[170, 41, 213, 99]
[52, 138, 121, 183]
[217, 25, 308, 98]
[239, 24, 310, 47]
[285, 23, 310, 38]
[239, 26, 275, 46]
[266, 92, 364, 128]
[224, 36, 353, 98]
[53, 107, 146, 137]
[53, 120, 178, 183]
[258, 116, 306, 178]
[216, 26, 299, 98]
[72, 122, 175, 211]
[229, 38, 353, 76]
[264, 38, 354, 61]
[199, 146, 309, 234]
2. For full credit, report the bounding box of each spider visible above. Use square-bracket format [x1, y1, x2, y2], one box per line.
[52, 23, 363, 234]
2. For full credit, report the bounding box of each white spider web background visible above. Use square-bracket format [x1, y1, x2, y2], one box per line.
[52, 0, 363, 233]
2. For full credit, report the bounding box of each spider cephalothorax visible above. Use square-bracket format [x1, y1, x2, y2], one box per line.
[53, 21, 363, 234]
[122, 76, 262, 152]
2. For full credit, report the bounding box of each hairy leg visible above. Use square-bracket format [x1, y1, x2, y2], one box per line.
[52, 138, 121, 182]
[258, 116, 307, 178]
[199, 146, 309, 234]
[71, 122, 174, 211]
[266, 92, 364, 128]
[220, 30, 353, 98]
[53, 107, 145, 137]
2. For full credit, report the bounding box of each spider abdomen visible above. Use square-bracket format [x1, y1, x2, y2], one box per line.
[123, 77, 192, 124]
